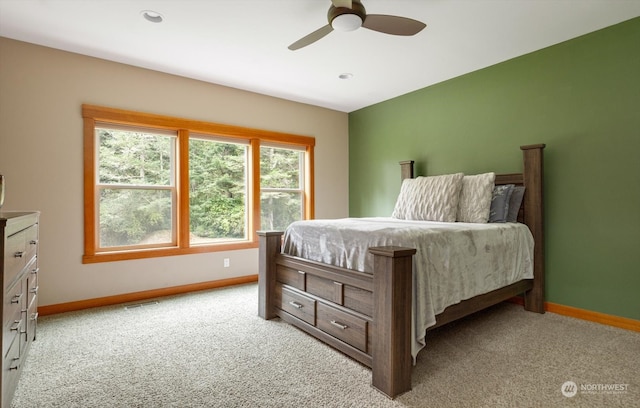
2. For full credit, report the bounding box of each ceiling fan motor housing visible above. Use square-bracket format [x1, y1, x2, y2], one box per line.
[328, 1, 366, 31]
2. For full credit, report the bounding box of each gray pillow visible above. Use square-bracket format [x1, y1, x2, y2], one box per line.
[507, 186, 526, 222]
[489, 184, 514, 223]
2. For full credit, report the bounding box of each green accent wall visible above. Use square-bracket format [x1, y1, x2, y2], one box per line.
[348, 18, 640, 320]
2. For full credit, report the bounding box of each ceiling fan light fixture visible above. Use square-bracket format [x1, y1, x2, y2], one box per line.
[289, 0, 424, 50]
[331, 14, 363, 32]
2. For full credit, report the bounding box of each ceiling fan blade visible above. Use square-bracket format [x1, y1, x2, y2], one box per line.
[362, 14, 426, 36]
[288, 24, 334, 50]
[331, 0, 352, 8]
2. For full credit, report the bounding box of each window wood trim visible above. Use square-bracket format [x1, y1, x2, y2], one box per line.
[82, 104, 315, 264]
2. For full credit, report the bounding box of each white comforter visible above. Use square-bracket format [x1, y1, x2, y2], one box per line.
[282, 217, 534, 360]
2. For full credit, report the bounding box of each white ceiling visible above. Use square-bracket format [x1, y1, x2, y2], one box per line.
[1, 1, 639, 113]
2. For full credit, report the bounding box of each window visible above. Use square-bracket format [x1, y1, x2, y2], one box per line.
[189, 136, 248, 244]
[260, 144, 305, 232]
[96, 125, 177, 250]
[83, 105, 314, 263]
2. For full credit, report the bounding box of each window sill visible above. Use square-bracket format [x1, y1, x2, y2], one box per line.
[82, 241, 258, 264]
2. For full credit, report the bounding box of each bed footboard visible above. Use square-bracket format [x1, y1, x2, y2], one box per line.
[258, 231, 415, 398]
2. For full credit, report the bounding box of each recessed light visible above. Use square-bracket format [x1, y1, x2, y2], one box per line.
[141, 10, 163, 23]
[339, 73, 354, 80]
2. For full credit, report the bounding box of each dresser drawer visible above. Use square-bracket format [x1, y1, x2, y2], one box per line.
[26, 259, 39, 343]
[27, 259, 39, 307]
[275, 285, 316, 325]
[23, 224, 39, 265]
[316, 303, 368, 352]
[4, 229, 27, 290]
[3, 279, 24, 329]
[3, 305, 23, 360]
[26, 297, 38, 343]
[2, 333, 21, 408]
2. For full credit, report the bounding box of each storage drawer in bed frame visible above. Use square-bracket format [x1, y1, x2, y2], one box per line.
[274, 263, 374, 360]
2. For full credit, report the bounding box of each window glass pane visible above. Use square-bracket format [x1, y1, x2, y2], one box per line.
[97, 127, 174, 186]
[260, 146, 302, 189]
[260, 145, 305, 231]
[189, 138, 247, 243]
[99, 188, 173, 248]
[260, 191, 302, 231]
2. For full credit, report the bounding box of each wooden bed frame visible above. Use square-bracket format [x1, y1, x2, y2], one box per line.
[258, 144, 545, 398]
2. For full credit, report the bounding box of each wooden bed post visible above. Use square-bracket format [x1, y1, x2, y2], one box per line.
[258, 231, 283, 320]
[399, 160, 414, 181]
[521, 144, 546, 314]
[369, 246, 416, 398]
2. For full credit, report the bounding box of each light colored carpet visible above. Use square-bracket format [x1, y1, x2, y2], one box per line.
[12, 283, 639, 407]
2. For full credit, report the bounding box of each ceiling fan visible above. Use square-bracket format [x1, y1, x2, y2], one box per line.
[289, 0, 426, 51]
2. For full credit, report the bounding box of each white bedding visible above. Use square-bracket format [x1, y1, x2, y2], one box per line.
[282, 217, 534, 360]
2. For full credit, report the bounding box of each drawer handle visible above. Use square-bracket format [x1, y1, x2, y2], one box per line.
[11, 319, 22, 331]
[288, 301, 303, 309]
[30, 285, 39, 294]
[11, 293, 23, 304]
[14, 251, 25, 258]
[30, 239, 38, 245]
[30, 312, 39, 321]
[9, 358, 20, 371]
[31, 267, 40, 274]
[330, 320, 348, 330]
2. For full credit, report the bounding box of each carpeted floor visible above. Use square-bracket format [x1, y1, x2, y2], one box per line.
[11, 283, 639, 407]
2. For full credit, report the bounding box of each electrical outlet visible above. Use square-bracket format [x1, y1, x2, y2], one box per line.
[223, 258, 230, 268]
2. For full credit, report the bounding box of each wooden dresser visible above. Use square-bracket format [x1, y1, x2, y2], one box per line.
[1, 212, 39, 408]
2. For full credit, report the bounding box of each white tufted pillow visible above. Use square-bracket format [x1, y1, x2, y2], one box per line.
[456, 172, 496, 223]
[392, 173, 464, 222]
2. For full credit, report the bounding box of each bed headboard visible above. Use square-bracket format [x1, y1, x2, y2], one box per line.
[400, 144, 545, 312]
[399, 144, 544, 226]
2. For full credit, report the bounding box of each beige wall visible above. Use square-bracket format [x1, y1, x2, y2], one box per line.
[0, 37, 349, 306]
